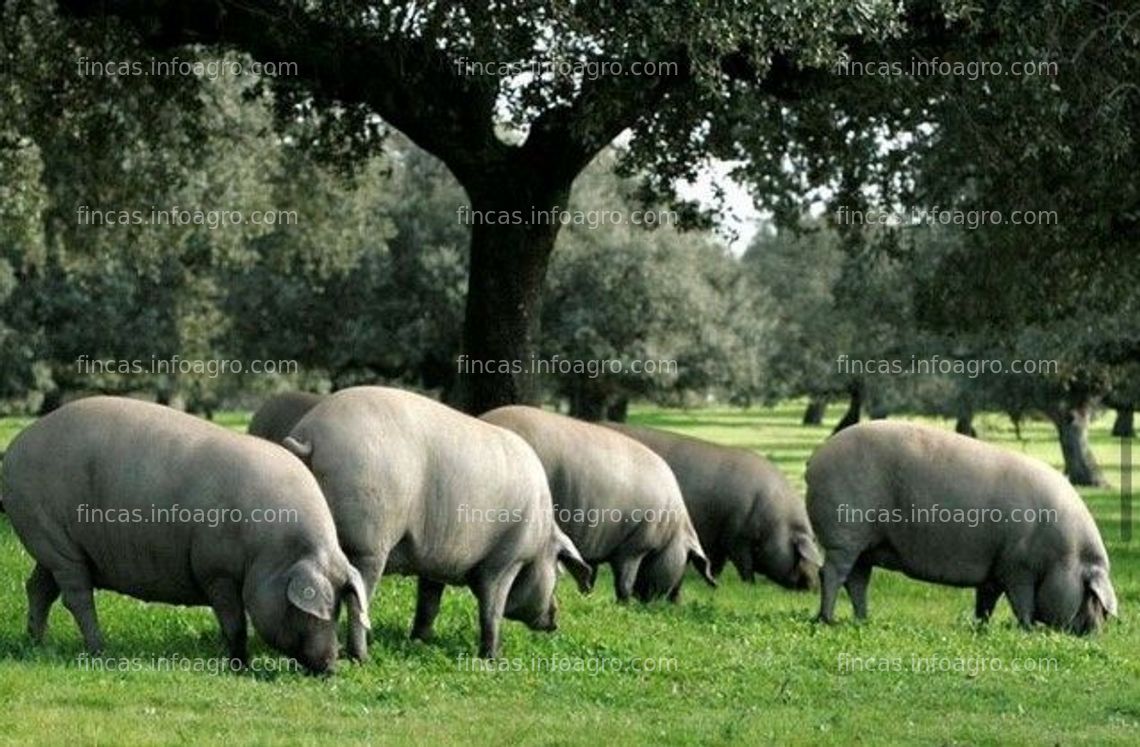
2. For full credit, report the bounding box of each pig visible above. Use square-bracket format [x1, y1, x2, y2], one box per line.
[806, 420, 1118, 634]
[480, 406, 716, 604]
[604, 422, 821, 589]
[0, 397, 369, 673]
[282, 387, 593, 659]
[248, 391, 324, 444]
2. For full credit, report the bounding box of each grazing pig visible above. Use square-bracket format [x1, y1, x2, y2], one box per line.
[1, 397, 369, 673]
[806, 420, 1117, 634]
[248, 391, 324, 444]
[481, 406, 716, 604]
[605, 422, 821, 589]
[282, 387, 593, 659]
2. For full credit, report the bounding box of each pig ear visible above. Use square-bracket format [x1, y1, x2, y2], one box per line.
[795, 534, 823, 568]
[282, 436, 313, 462]
[345, 565, 372, 631]
[286, 561, 337, 621]
[688, 545, 718, 588]
[1086, 568, 1118, 618]
[554, 531, 594, 594]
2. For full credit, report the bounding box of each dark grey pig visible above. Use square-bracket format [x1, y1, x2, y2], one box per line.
[605, 422, 820, 589]
[248, 391, 324, 444]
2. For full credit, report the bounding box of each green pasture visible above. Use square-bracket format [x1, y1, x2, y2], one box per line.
[0, 403, 1135, 744]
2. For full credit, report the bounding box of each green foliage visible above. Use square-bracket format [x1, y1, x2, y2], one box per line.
[542, 154, 773, 415]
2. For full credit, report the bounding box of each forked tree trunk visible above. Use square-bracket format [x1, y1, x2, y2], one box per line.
[1049, 401, 1107, 487]
[802, 397, 827, 426]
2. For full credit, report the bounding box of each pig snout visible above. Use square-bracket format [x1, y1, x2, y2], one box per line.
[298, 638, 339, 675]
[531, 600, 559, 632]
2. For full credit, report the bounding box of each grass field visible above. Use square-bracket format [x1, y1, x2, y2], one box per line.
[0, 403, 1136, 745]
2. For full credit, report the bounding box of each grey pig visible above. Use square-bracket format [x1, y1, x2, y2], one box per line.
[481, 406, 716, 604]
[605, 422, 820, 589]
[283, 387, 593, 659]
[806, 420, 1117, 634]
[248, 391, 324, 444]
[1, 397, 369, 673]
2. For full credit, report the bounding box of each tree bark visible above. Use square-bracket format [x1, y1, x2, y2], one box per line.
[1049, 402, 1108, 487]
[955, 403, 977, 438]
[37, 388, 63, 416]
[1008, 411, 1024, 441]
[569, 392, 608, 421]
[454, 176, 570, 414]
[802, 397, 827, 426]
[832, 381, 863, 434]
[1112, 407, 1135, 438]
[606, 397, 630, 423]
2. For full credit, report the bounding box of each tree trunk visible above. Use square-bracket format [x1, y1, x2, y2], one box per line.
[455, 178, 569, 414]
[802, 397, 827, 426]
[569, 385, 608, 422]
[1049, 402, 1108, 487]
[955, 414, 977, 437]
[1008, 411, 1024, 441]
[832, 382, 863, 434]
[1112, 407, 1135, 438]
[955, 403, 977, 438]
[606, 397, 630, 423]
[37, 388, 63, 416]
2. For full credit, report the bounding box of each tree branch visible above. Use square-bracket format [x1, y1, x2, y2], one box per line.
[56, 0, 510, 183]
[518, 48, 692, 187]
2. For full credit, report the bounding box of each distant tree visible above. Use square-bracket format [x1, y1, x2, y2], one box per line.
[542, 155, 772, 420]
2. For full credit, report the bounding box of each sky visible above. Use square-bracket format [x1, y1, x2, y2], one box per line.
[677, 159, 766, 256]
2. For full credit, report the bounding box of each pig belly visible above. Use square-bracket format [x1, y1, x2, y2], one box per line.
[873, 526, 997, 587]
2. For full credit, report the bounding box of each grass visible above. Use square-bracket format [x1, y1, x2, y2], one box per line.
[0, 402, 1136, 745]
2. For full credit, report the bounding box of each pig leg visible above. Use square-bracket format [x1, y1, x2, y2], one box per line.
[352, 552, 387, 598]
[55, 566, 103, 653]
[204, 578, 248, 668]
[844, 556, 873, 620]
[612, 555, 645, 603]
[728, 544, 755, 584]
[1006, 582, 1036, 629]
[974, 583, 1002, 622]
[816, 548, 859, 624]
[411, 577, 446, 642]
[347, 551, 387, 660]
[26, 563, 60, 643]
[709, 551, 728, 579]
[474, 565, 522, 659]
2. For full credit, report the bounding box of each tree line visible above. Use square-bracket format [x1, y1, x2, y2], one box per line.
[1, 1, 1136, 488]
